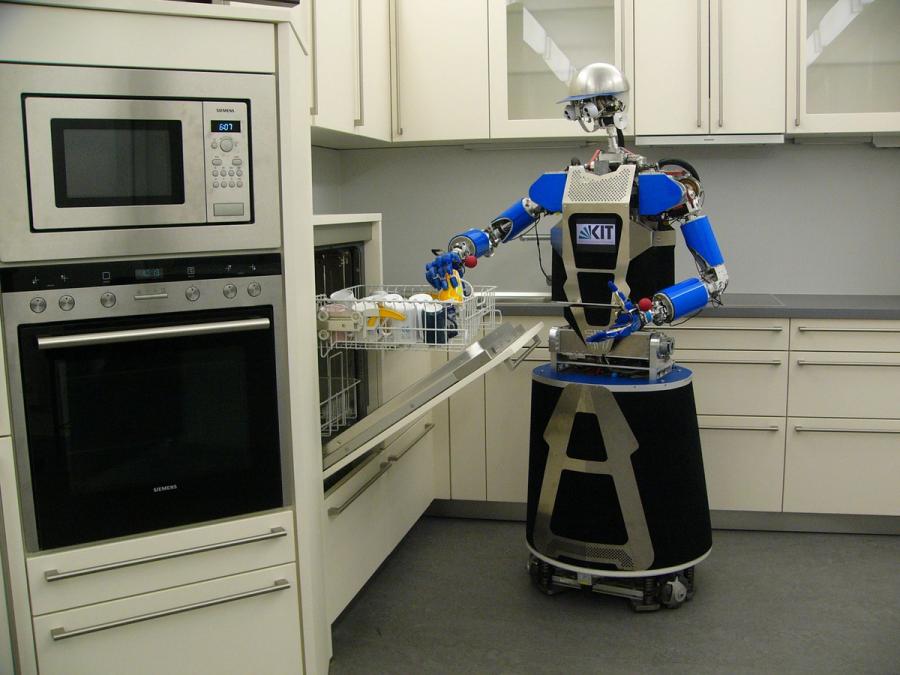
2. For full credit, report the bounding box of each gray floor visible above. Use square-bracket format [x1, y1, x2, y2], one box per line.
[330, 517, 899, 675]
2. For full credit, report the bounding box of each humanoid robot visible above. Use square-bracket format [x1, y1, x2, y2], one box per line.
[426, 63, 729, 610]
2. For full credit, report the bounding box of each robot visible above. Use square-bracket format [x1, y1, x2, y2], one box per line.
[426, 63, 729, 610]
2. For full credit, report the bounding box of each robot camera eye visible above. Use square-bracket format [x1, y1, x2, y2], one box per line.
[582, 102, 601, 120]
[563, 104, 579, 121]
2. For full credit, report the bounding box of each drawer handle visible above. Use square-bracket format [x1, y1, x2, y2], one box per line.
[699, 424, 780, 432]
[667, 326, 784, 332]
[796, 360, 900, 368]
[794, 425, 900, 435]
[678, 359, 782, 366]
[796, 327, 900, 334]
[328, 422, 436, 517]
[44, 527, 288, 582]
[50, 578, 291, 641]
[506, 334, 541, 371]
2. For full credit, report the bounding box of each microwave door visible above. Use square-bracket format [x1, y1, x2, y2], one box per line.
[24, 97, 207, 230]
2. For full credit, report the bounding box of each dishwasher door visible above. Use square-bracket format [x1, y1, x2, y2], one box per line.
[322, 321, 542, 479]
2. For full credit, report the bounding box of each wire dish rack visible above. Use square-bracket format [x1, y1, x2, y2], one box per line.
[320, 376, 360, 437]
[315, 283, 498, 355]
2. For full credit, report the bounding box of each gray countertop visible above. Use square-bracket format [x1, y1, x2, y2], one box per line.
[496, 292, 900, 320]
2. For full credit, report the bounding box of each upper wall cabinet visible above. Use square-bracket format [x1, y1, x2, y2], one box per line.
[634, 0, 786, 137]
[390, 0, 490, 142]
[488, 0, 633, 138]
[308, 0, 391, 142]
[787, 0, 900, 134]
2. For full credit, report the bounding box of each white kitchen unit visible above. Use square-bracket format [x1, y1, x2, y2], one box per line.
[633, 0, 786, 138]
[306, 0, 392, 142]
[787, 0, 900, 134]
[488, 0, 634, 139]
[390, 0, 490, 142]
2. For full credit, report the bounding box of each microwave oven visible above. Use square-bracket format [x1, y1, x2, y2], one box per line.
[0, 63, 281, 263]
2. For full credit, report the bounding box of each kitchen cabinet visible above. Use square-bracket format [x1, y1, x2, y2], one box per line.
[488, 0, 633, 138]
[33, 564, 302, 675]
[633, 0, 786, 137]
[308, 0, 391, 141]
[390, 0, 490, 142]
[787, 0, 900, 134]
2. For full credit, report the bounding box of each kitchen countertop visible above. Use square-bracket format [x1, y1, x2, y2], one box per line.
[496, 292, 900, 320]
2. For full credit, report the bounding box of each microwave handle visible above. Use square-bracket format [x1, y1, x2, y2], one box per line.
[36, 317, 270, 350]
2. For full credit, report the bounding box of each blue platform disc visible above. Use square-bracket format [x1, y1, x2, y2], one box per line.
[531, 363, 693, 391]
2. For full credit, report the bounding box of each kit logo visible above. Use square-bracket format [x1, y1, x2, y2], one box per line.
[577, 223, 616, 246]
[153, 484, 178, 493]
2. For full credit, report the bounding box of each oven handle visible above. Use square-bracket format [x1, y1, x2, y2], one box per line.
[36, 317, 271, 350]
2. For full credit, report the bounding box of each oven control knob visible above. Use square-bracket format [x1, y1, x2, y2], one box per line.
[185, 286, 200, 302]
[219, 137, 234, 153]
[223, 283, 238, 299]
[100, 292, 117, 308]
[247, 281, 262, 297]
[29, 297, 47, 314]
[58, 295, 75, 311]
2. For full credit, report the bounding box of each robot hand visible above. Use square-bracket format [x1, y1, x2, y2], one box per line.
[425, 250, 464, 290]
[586, 281, 652, 343]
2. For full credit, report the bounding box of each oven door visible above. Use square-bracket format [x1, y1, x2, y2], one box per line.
[15, 307, 284, 551]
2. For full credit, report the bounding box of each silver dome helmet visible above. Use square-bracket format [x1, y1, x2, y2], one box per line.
[560, 63, 629, 133]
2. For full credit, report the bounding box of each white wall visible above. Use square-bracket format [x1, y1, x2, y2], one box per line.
[313, 142, 900, 295]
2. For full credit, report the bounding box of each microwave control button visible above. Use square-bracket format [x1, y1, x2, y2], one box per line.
[219, 137, 234, 152]
[213, 181, 220, 188]
[185, 286, 200, 302]
[232, 157, 243, 165]
[58, 295, 75, 311]
[223, 283, 238, 299]
[229, 181, 236, 188]
[212, 158, 223, 166]
[228, 169, 235, 176]
[247, 282, 262, 298]
[210, 140, 218, 149]
[29, 297, 47, 314]
[237, 181, 244, 188]
[236, 169, 243, 176]
[100, 292, 117, 308]
[212, 170, 218, 177]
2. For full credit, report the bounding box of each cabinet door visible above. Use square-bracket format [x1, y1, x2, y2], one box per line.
[710, 0, 786, 134]
[353, 0, 392, 141]
[488, 0, 632, 139]
[787, 0, 900, 133]
[33, 564, 303, 675]
[634, 0, 709, 135]
[391, 0, 490, 141]
[310, 0, 356, 133]
[485, 348, 550, 503]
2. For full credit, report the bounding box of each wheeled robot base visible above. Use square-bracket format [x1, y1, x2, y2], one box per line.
[528, 553, 695, 611]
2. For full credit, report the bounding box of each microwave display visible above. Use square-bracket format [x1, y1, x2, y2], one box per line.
[50, 118, 186, 208]
[211, 120, 241, 133]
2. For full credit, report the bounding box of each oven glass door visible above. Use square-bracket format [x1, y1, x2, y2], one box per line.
[18, 307, 282, 550]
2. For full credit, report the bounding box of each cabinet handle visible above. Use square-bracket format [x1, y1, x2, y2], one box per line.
[699, 424, 780, 432]
[328, 462, 392, 517]
[50, 579, 291, 641]
[353, 0, 365, 127]
[696, 0, 702, 128]
[44, 527, 288, 582]
[393, 0, 402, 136]
[678, 358, 782, 366]
[387, 422, 435, 463]
[796, 327, 900, 334]
[717, 0, 724, 128]
[666, 325, 784, 332]
[506, 334, 541, 371]
[794, 425, 900, 435]
[796, 360, 900, 367]
[310, 0, 319, 116]
[794, 0, 801, 127]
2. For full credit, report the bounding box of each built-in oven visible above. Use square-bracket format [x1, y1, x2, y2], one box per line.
[1, 253, 290, 552]
[0, 63, 279, 262]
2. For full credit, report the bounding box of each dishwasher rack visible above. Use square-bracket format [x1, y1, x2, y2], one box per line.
[315, 284, 498, 355]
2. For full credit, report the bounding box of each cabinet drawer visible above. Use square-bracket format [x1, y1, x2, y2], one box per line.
[698, 416, 785, 512]
[790, 319, 900, 352]
[784, 418, 900, 516]
[33, 563, 302, 675]
[324, 418, 434, 622]
[788, 352, 900, 419]
[28, 510, 295, 616]
[678, 350, 788, 416]
[663, 318, 789, 351]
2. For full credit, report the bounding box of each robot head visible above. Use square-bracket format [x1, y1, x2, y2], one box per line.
[560, 63, 629, 133]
